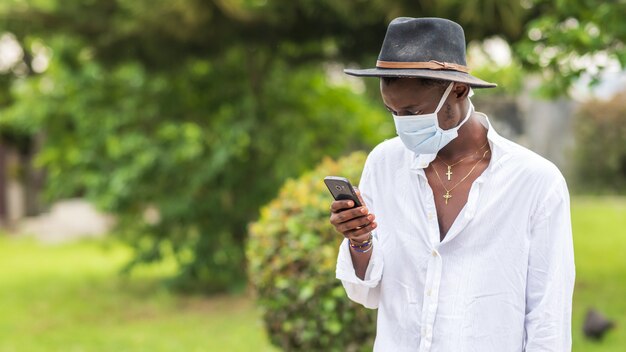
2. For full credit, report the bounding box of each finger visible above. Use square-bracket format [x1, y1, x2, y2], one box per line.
[353, 188, 366, 207]
[330, 200, 356, 213]
[332, 206, 369, 224]
[337, 213, 375, 233]
[346, 222, 377, 239]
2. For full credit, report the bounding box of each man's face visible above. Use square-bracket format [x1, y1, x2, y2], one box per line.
[380, 78, 464, 130]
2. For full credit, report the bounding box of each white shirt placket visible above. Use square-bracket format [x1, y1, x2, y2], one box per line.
[419, 247, 442, 351]
[417, 171, 443, 351]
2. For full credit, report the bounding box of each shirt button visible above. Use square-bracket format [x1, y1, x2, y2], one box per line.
[431, 250, 438, 257]
[427, 289, 432, 296]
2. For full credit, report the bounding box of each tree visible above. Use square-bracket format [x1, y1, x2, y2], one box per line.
[515, 0, 626, 97]
[1, 37, 392, 291]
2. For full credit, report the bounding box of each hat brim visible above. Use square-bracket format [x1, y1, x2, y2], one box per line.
[344, 67, 497, 89]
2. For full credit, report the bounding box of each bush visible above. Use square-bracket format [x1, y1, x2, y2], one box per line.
[573, 91, 626, 193]
[247, 152, 377, 351]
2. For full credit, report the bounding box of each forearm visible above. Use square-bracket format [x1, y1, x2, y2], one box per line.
[349, 246, 373, 280]
[336, 237, 382, 309]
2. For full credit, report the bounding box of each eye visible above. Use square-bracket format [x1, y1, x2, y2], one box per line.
[402, 110, 421, 116]
[384, 106, 421, 116]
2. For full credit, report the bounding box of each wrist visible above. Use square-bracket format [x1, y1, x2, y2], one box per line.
[350, 244, 373, 253]
[348, 233, 373, 253]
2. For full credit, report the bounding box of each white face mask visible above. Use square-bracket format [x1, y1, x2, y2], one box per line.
[392, 82, 472, 155]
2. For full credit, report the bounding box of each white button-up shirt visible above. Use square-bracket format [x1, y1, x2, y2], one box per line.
[336, 112, 576, 351]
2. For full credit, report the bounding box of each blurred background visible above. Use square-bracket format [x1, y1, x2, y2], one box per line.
[0, 0, 624, 351]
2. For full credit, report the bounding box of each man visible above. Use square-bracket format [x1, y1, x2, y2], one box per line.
[330, 17, 575, 351]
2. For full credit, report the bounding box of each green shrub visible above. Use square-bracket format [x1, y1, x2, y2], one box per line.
[247, 152, 376, 351]
[573, 91, 626, 193]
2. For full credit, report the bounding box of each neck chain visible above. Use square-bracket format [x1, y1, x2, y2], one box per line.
[436, 141, 489, 181]
[433, 149, 490, 205]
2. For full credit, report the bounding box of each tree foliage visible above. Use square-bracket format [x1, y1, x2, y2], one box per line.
[2, 0, 531, 69]
[515, 0, 626, 97]
[2, 35, 392, 290]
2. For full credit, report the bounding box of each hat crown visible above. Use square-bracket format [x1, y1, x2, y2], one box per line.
[378, 17, 467, 66]
[342, 17, 496, 88]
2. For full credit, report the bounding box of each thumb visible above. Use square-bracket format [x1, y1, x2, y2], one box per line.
[353, 187, 366, 206]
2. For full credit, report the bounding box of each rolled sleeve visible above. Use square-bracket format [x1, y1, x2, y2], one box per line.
[334, 149, 383, 309]
[335, 233, 383, 309]
[523, 178, 576, 351]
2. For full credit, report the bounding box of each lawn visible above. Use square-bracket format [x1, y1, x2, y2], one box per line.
[0, 196, 624, 351]
[570, 196, 626, 351]
[0, 236, 278, 352]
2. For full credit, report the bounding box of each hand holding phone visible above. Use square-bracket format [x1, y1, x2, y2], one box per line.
[325, 176, 376, 246]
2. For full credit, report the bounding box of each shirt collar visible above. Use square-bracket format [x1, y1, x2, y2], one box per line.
[409, 110, 512, 171]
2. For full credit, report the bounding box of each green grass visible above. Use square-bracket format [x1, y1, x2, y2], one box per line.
[571, 197, 626, 351]
[0, 237, 277, 352]
[0, 196, 624, 351]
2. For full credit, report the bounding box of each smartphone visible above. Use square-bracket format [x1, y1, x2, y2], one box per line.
[324, 176, 362, 208]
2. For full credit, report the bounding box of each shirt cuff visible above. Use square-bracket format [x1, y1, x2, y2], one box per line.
[335, 233, 383, 288]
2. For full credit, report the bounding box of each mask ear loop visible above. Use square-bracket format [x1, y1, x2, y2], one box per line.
[439, 84, 473, 131]
[433, 82, 455, 114]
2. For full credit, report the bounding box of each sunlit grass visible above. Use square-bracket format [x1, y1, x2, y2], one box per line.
[0, 237, 277, 352]
[571, 196, 626, 351]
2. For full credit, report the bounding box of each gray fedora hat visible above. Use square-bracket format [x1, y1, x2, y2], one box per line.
[344, 17, 497, 88]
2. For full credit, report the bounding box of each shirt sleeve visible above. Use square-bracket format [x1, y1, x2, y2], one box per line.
[523, 177, 576, 351]
[334, 152, 383, 309]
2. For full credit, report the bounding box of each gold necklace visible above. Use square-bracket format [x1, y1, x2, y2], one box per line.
[436, 141, 488, 181]
[432, 149, 490, 205]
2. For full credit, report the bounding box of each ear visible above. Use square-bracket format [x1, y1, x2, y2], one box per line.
[453, 83, 471, 100]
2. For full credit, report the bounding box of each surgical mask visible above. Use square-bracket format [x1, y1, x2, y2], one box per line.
[392, 82, 472, 155]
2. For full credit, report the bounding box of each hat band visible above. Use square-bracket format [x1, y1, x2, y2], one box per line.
[376, 60, 470, 73]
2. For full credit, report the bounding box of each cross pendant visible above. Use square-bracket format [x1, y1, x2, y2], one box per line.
[446, 166, 452, 181]
[443, 191, 452, 204]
